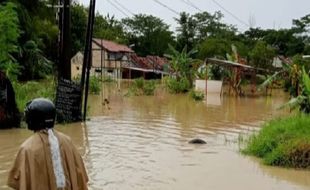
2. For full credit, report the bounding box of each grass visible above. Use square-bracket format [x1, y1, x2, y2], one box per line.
[126, 78, 157, 96]
[13, 77, 56, 112]
[189, 90, 204, 101]
[243, 114, 310, 169]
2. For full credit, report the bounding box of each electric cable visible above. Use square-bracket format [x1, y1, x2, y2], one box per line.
[106, 0, 130, 17]
[180, 0, 202, 12]
[152, 0, 180, 15]
[211, 0, 249, 27]
[113, 0, 135, 16]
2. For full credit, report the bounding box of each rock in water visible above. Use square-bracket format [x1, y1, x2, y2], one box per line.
[188, 138, 207, 144]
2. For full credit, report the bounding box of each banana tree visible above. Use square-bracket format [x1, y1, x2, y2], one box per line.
[279, 67, 310, 113]
[165, 44, 201, 88]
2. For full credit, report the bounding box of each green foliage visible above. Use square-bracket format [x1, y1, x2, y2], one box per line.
[175, 11, 237, 51]
[249, 41, 276, 70]
[21, 40, 53, 79]
[198, 38, 231, 59]
[165, 44, 201, 88]
[165, 77, 190, 94]
[122, 14, 174, 56]
[72, 74, 102, 94]
[89, 76, 101, 95]
[94, 14, 128, 44]
[13, 77, 56, 112]
[71, 2, 87, 56]
[103, 76, 116, 83]
[189, 90, 204, 101]
[0, 2, 21, 80]
[243, 114, 310, 168]
[126, 78, 157, 96]
[143, 80, 156, 96]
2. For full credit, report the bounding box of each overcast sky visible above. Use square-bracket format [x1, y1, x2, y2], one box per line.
[79, 0, 309, 32]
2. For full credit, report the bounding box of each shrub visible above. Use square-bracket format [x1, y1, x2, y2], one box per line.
[166, 77, 190, 94]
[89, 75, 101, 94]
[243, 114, 310, 168]
[189, 90, 204, 101]
[126, 78, 157, 96]
[13, 78, 56, 112]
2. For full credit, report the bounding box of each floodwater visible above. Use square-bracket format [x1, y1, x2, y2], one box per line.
[1, 84, 310, 190]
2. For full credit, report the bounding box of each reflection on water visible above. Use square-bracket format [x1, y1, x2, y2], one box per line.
[0, 84, 310, 190]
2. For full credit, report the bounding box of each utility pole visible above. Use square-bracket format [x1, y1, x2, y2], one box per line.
[59, 0, 71, 80]
[80, 0, 96, 121]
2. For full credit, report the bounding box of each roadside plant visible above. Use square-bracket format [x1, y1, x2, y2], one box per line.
[165, 44, 200, 88]
[189, 90, 204, 101]
[280, 67, 310, 113]
[126, 78, 157, 96]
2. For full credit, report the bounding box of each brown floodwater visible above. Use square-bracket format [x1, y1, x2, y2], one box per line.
[1, 84, 310, 190]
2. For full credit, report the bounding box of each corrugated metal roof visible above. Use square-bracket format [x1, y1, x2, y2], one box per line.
[206, 58, 254, 69]
[93, 38, 134, 53]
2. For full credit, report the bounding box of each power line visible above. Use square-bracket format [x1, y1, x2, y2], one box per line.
[152, 0, 180, 15]
[106, 0, 130, 17]
[211, 0, 249, 27]
[113, 0, 135, 16]
[181, 0, 203, 12]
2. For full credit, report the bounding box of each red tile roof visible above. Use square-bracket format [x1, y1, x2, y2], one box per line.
[129, 54, 169, 70]
[93, 38, 134, 53]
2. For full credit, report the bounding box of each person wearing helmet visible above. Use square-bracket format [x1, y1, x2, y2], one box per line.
[7, 98, 88, 190]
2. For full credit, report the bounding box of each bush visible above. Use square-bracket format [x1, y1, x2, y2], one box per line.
[126, 78, 157, 96]
[189, 90, 204, 101]
[13, 78, 56, 112]
[165, 77, 190, 94]
[243, 114, 310, 168]
[143, 80, 156, 96]
[89, 76, 101, 94]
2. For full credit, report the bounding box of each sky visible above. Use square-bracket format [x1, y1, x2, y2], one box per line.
[79, 0, 309, 32]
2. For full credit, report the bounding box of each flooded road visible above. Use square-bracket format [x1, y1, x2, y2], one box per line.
[1, 85, 310, 190]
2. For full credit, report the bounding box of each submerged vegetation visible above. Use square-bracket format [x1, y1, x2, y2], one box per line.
[126, 78, 157, 96]
[189, 90, 204, 101]
[243, 114, 310, 169]
[244, 64, 310, 169]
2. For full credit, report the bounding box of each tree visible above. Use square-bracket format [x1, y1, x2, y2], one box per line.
[94, 14, 127, 44]
[165, 44, 200, 88]
[175, 12, 196, 51]
[197, 38, 231, 59]
[122, 14, 174, 56]
[263, 29, 305, 56]
[292, 14, 310, 55]
[0, 2, 21, 80]
[175, 11, 237, 52]
[6, 0, 58, 80]
[249, 41, 276, 70]
[71, 2, 87, 56]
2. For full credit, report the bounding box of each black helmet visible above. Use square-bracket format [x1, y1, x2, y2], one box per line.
[25, 98, 56, 131]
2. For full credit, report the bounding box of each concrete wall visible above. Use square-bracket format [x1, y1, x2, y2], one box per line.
[195, 80, 223, 94]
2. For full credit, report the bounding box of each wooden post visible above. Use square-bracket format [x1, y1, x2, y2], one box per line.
[205, 61, 208, 95]
[80, 0, 96, 121]
[59, 0, 71, 80]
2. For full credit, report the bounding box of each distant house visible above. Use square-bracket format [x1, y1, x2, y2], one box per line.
[92, 38, 134, 79]
[272, 56, 292, 69]
[71, 52, 84, 79]
[122, 54, 170, 79]
[71, 38, 170, 80]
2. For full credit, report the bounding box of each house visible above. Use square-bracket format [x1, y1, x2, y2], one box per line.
[71, 51, 84, 79]
[122, 54, 170, 79]
[71, 38, 170, 80]
[92, 38, 134, 79]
